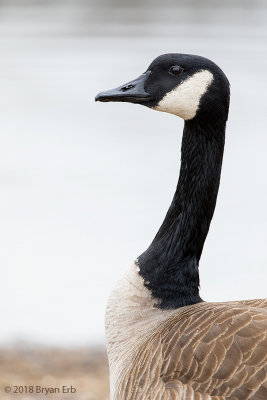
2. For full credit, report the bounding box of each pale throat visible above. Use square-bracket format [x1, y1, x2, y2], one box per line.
[154, 69, 214, 120]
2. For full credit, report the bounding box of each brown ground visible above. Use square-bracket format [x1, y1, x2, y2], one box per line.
[0, 346, 109, 400]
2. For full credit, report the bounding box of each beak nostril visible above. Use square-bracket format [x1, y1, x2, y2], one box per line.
[121, 84, 135, 92]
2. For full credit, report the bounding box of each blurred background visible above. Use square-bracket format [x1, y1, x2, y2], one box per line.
[0, 0, 266, 398]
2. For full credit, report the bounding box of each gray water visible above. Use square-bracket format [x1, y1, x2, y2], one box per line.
[0, 0, 267, 345]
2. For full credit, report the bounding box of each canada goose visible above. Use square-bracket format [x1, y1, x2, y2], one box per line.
[95, 54, 267, 400]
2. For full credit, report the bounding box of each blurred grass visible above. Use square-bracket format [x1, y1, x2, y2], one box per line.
[0, 347, 109, 400]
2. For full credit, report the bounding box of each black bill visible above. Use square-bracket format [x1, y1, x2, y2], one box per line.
[95, 70, 152, 104]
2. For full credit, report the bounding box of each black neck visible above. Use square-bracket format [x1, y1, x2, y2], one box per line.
[137, 117, 226, 309]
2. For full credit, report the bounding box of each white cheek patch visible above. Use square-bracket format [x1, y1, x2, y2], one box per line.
[155, 70, 214, 120]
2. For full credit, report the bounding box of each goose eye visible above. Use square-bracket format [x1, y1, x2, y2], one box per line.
[169, 65, 184, 75]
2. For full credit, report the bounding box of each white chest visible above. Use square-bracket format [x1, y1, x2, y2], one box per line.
[105, 264, 176, 399]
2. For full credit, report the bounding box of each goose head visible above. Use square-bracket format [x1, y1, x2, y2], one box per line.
[95, 53, 230, 122]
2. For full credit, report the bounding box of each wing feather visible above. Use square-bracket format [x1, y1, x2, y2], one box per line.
[116, 302, 267, 399]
